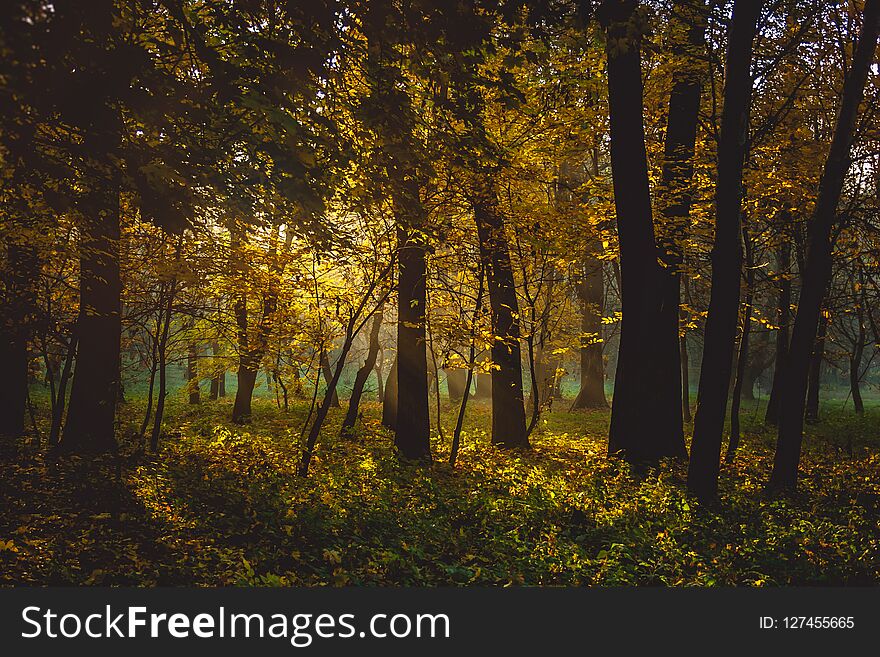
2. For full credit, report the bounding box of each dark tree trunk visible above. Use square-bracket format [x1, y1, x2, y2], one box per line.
[209, 341, 221, 400]
[658, 0, 706, 428]
[473, 188, 529, 449]
[687, 0, 761, 500]
[342, 304, 384, 437]
[765, 236, 792, 425]
[771, 0, 880, 490]
[375, 354, 384, 403]
[187, 343, 200, 404]
[320, 349, 340, 408]
[571, 260, 608, 409]
[805, 310, 827, 423]
[681, 271, 694, 419]
[600, 0, 687, 465]
[232, 366, 258, 424]
[61, 120, 122, 453]
[362, 2, 430, 461]
[850, 351, 864, 415]
[450, 266, 485, 468]
[0, 240, 38, 438]
[139, 332, 158, 442]
[727, 222, 755, 462]
[300, 333, 355, 475]
[382, 355, 398, 429]
[149, 274, 177, 454]
[0, 322, 29, 438]
[395, 229, 431, 460]
[232, 291, 256, 424]
[49, 332, 78, 447]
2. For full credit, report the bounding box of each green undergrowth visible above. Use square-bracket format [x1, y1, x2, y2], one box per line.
[1, 394, 879, 586]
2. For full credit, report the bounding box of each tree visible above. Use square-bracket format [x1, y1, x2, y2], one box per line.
[600, 0, 687, 465]
[60, 1, 125, 454]
[771, 0, 880, 490]
[687, 0, 762, 500]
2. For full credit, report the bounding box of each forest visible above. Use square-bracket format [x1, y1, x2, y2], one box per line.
[1, 0, 880, 587]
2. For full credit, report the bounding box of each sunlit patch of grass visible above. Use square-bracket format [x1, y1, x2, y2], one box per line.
[2, 392, 878, 586]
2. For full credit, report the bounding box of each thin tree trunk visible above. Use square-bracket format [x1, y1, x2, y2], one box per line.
[727, 222, 755, 462]
[765, 235, 791, 425]
[187, 343, 200, 404]
[210, 341, 221, 400]
[341, 304, 384, 437]
[450, 266, 485, 468]
[805, 310, 827, 423]
[49, 331, 78, 448]
[771, 0, 880, 490]
[382, 355, 398, 429]
[687, 0, 761, 500]
[149, 265, 178, 453]
[139, 331, 158, 442]
[320, 349, 340, 408]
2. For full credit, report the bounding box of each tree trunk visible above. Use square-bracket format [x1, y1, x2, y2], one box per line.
[48, 332, 77, 448]
[320, 349, 340, 408]
[209, 341, 221, 400]
[473, 187, 529, 449]
[805, 310, 827, 423]
[850, 352, 864, 415]
[659, 0, 706, 428]
[0, 241, 37, 437]
[571, 260, 608, 409]
[600, 0, 687, 465]
[687, 0, 761, 500]
[61, 108, 123, 454]
[765, 235, 791, 425]
[771, 0, 880, 490]
[382, 355, 398, 429]
[0, 321, 29, 438]
[341, 304, 384, 437]
[375, 353, 384, 403]
[395, 228, 432, 460]
[187, 343, 200, 404]
[727, 222, 755, 462]
[232, 289, 256, 424]
[232, 365, 258, 424]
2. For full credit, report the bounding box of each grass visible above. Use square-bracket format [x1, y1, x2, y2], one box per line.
[1, 386, 879, 586]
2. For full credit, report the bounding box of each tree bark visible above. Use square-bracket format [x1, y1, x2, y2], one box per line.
[61, 106, 123, 454]
[687, 0, 761, 500]
[320, 349, 340, 408]
[805, 310, 827, 423]
[765, 235, 791, 425]
[771, 0, 880, 490]
[727, 221, 755, 462]
[600, 0, 687, 465]
[472, 187, 529, 448]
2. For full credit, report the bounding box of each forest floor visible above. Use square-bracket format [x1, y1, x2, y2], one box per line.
[2, 393, 879, 586]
